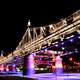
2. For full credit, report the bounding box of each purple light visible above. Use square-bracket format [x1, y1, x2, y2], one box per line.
[78, 36, 80, 39]
[45, 48, 48, 51]
[55, 44, 58, 47]
[12, 64, 16, 72]
[27, 54, 35, 75]
[70, 39, 73, 42]
[61, 42, 64, 45]
[13, 64, 16, 67]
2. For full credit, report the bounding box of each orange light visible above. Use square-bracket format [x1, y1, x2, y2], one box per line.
[52, 65, 55, 68]
[56, 64, 63, 68]
[69, 57, 73, 61]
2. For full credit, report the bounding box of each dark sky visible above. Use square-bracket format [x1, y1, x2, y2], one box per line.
[0, 0, 80, 56]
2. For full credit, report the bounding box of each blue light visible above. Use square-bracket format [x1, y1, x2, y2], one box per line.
[61, 42, 64, 45]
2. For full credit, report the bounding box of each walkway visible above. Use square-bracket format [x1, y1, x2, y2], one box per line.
[0, 72, 80, 80]
[25, 73, 80, 80]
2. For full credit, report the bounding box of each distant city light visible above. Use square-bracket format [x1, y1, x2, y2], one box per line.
[62, 47, 65, 50]
[16, 68, 20, 72]
[58, 51, 61, 54]
[40, 68, 44, 70]
[75, 50, 78, 53]
[75, 49, 78, 53]
[69, 57, 73, 61]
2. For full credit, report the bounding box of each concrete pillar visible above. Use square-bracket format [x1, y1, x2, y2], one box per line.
[55, 55, 63, 74]
[23, 53, 35, 75]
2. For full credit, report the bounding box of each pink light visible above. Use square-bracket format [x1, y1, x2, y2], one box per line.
[28, 54, 35, 68]
[55, 56, 63, 68]
[69, 57, 73, 61]
[0, 64, 4, 71]
[52, 65, 55, 68]
[55, 55, 63, 74]
[27, 54, 35, 75]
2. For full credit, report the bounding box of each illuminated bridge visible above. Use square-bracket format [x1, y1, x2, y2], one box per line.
[0, 10, 80, 75]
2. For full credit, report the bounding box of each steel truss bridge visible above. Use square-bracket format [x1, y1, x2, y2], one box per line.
[0, 10, 80, 65]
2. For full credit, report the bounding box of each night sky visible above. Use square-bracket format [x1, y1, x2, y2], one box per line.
[0, 0, 80, 56]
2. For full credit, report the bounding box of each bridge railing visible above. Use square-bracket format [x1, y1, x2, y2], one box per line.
[49, 19, 67, 34]
[73, 10, 80, 21]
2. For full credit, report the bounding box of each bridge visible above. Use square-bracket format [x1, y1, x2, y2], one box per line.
[0, 10, 80, 76]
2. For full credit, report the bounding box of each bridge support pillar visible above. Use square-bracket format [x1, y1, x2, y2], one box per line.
[55, 55, 63, 74]
[23, 53, 35, 75]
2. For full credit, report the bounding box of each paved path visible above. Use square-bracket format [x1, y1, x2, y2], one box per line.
[25, 73, 80, 80]
[0, 72, 80, 80]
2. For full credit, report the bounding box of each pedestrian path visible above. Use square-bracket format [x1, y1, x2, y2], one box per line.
[0, 72, 80, 80]
[24, 73, 80, 80]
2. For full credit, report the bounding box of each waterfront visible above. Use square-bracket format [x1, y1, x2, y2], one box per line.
[0, 73, 80, 80]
